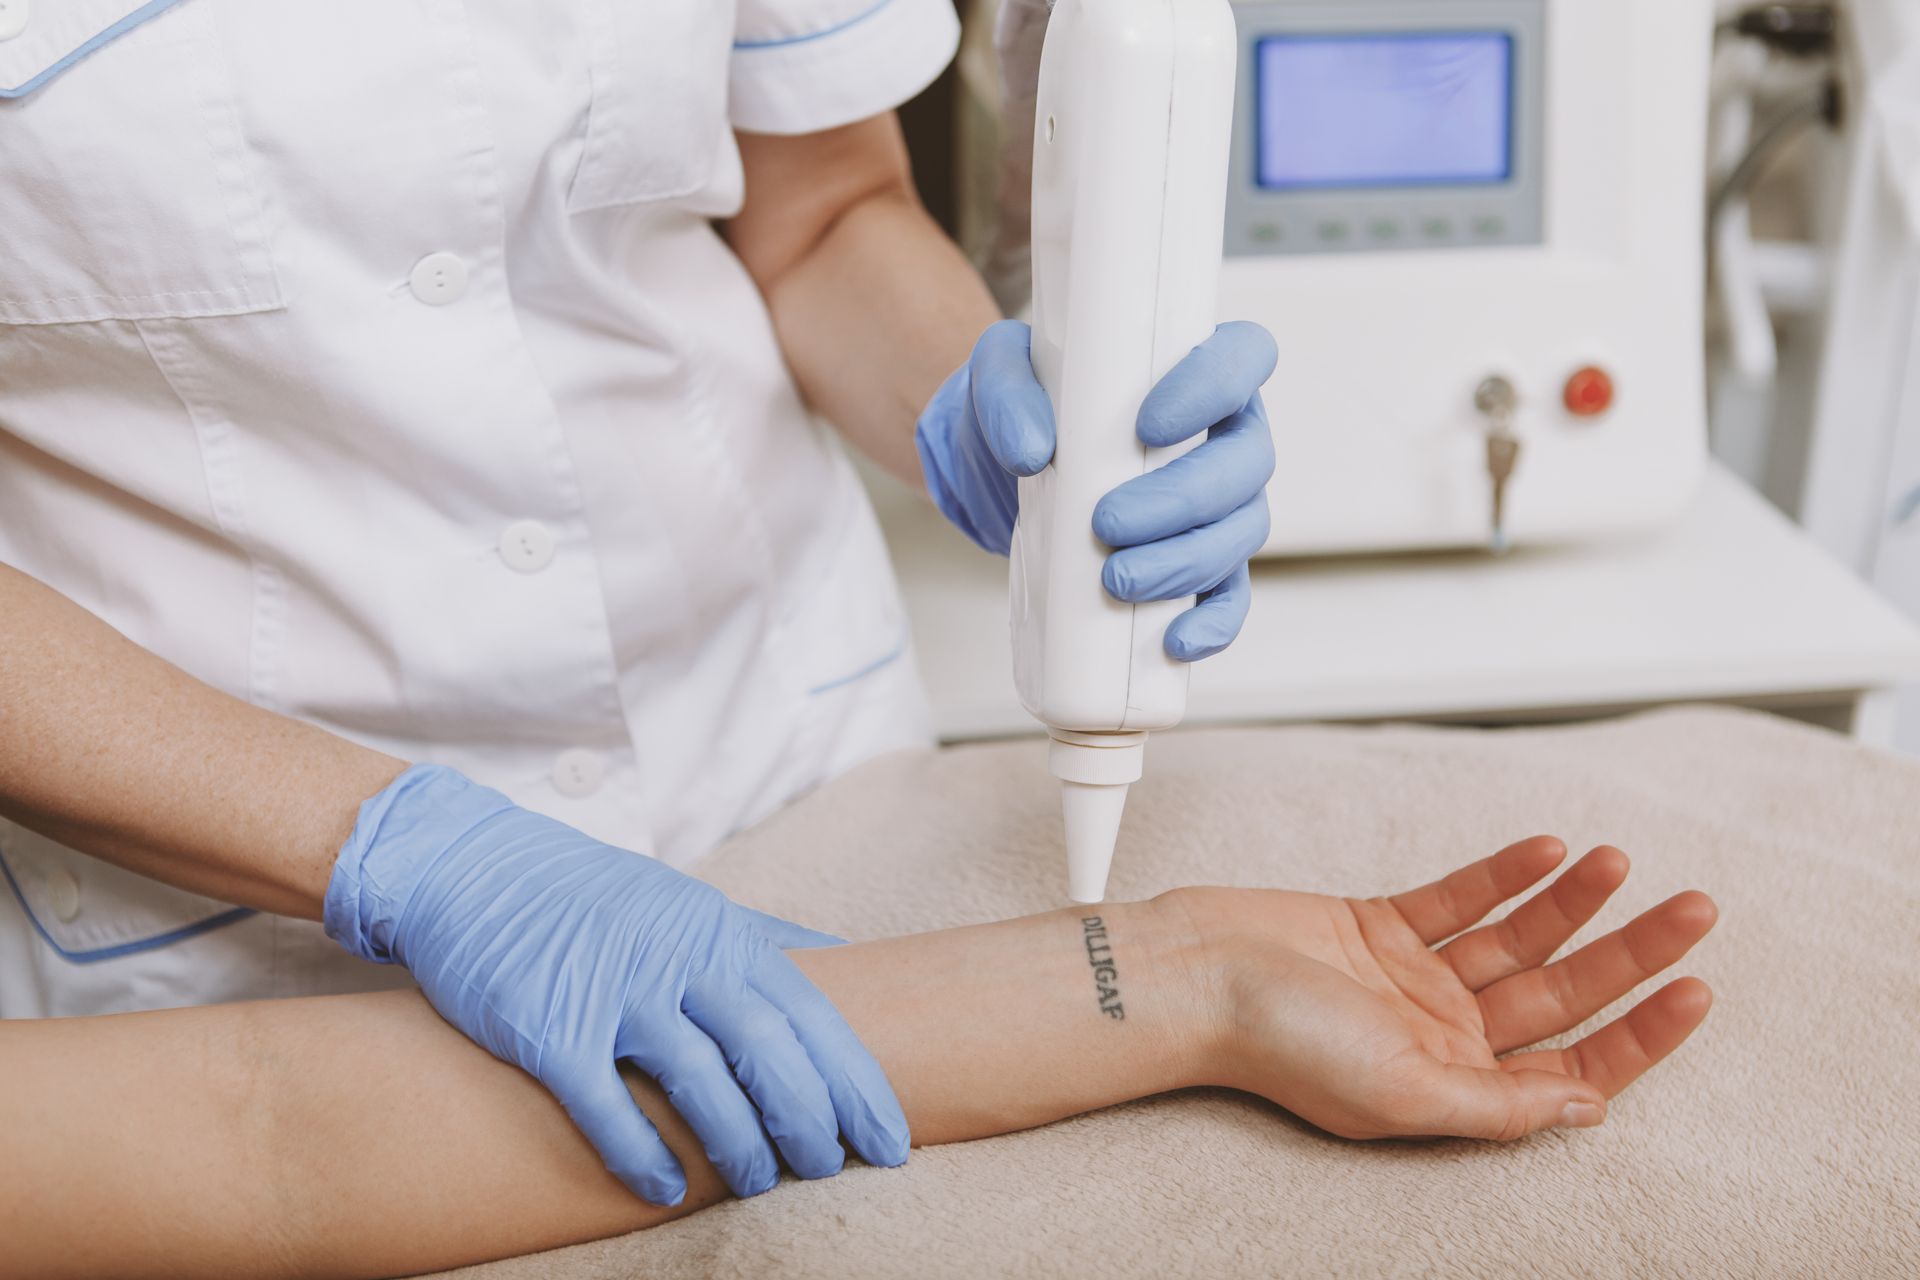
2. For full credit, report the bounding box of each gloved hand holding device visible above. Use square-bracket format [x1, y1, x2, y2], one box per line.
[916, 318, 1277, 662]
[325, 764, 908, 1205]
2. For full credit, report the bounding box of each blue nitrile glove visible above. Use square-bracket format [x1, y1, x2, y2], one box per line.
[324, 764, 908, 1205]
[915, 318, 1277, 661]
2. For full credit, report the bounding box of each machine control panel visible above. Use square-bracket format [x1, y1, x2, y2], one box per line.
[1226, 0, 1546, 256]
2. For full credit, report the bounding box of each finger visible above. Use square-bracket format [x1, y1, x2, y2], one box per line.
[743, 907, 848, 950]
[1164, 563, 1252, 662]
[1441, 846, 1632, 991]
[620, 1015, 784, 1199]
[679, 975, 845, 1184]
[1500, 977, 1714, 1098]
[1386, 836, 1568, 945]
[752, 949, 912, 1170]
[549, 1064, 691, 1205]
[1480, 891, 1719, 1053]
[1101, 494, 1269, 603]
[1092, 398, 1274, 547]
[1136, 321, 1278, 447]
[1394, 1061, 1608, 1141]
[970, 319, 1055, 476]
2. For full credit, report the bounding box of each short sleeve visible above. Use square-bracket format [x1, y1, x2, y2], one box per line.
[730, 0, 962, 135]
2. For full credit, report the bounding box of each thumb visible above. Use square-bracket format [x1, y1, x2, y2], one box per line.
[970, 320, 1055, 477]
[741, 907, 848, 950]
[550, 1065, 690, 1205]
[1412, 1063, 1608, 1141]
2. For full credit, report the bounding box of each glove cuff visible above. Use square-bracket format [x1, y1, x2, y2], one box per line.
[322, 763, 517, 966]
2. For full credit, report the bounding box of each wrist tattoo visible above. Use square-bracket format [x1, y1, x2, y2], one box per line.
[1080, 916, 1125, 1020]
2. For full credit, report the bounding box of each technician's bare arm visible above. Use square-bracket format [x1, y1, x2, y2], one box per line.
[0, 562, 406, 918]
[723, 112, 1003, 485]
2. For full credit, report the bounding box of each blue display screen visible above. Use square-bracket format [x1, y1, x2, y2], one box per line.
[1255, 33, 1514, 190]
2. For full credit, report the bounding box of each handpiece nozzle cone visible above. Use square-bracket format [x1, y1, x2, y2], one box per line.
[1062, 780, 1130, 903]
[1047, 732, 1146, 903]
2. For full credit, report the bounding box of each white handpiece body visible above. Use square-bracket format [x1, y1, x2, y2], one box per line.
[1011, 0, 1238, 903]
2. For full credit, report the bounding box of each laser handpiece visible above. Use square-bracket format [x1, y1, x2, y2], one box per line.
[1009, 0, 1239, 903]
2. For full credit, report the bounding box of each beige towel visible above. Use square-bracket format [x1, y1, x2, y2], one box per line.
[440, 707, 1920, 1279]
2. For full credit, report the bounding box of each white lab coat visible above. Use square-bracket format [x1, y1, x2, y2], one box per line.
[0, 0, 957, 1018]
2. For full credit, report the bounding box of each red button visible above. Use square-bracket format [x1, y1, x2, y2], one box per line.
[1564, 365, 1614, 417]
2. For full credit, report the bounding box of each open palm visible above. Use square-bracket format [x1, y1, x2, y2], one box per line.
[1175, 837, 1717, 1141]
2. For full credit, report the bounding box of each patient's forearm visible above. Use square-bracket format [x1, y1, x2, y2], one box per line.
[0, 900, 1211, 1279]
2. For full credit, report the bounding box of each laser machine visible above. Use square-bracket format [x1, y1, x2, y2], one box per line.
[1011, 0, 1716, 901]
[1223, 0, 1716, 554]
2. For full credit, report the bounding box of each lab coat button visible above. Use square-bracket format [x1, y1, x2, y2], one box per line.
[552, 749, 607, 799]
[0, 1, 28, 42]
[497, 520, 556, 573]
[45, 867, 80, 923]
[409, 252, 469, 306]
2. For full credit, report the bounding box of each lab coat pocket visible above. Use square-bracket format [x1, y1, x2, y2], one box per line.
[0, 820, 252, 967]
[568, 0, 735, 212]
[0, 0, 283, 324]
[777, 463, 934, 794]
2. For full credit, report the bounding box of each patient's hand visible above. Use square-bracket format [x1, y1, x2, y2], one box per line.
[1166, 838, 1716, 1141]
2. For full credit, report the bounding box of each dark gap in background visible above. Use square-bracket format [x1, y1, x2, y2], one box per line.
[897, 1, 964, 236]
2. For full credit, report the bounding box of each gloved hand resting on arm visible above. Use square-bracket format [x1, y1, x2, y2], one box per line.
[325, 764, 908, 1205]
[916, 319, 1277, 661]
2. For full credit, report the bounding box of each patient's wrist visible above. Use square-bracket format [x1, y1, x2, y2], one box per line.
[1126, 892, 1233, 1092]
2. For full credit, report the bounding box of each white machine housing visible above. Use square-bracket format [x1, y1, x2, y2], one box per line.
[1011, 0, 1238, 901]
[1225, 0, 1715, 554]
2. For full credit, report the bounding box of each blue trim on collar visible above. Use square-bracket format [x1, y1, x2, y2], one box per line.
[0, 0, 190, 99]
[733, 0, 897, 51]
[0, 850, 255, 964]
